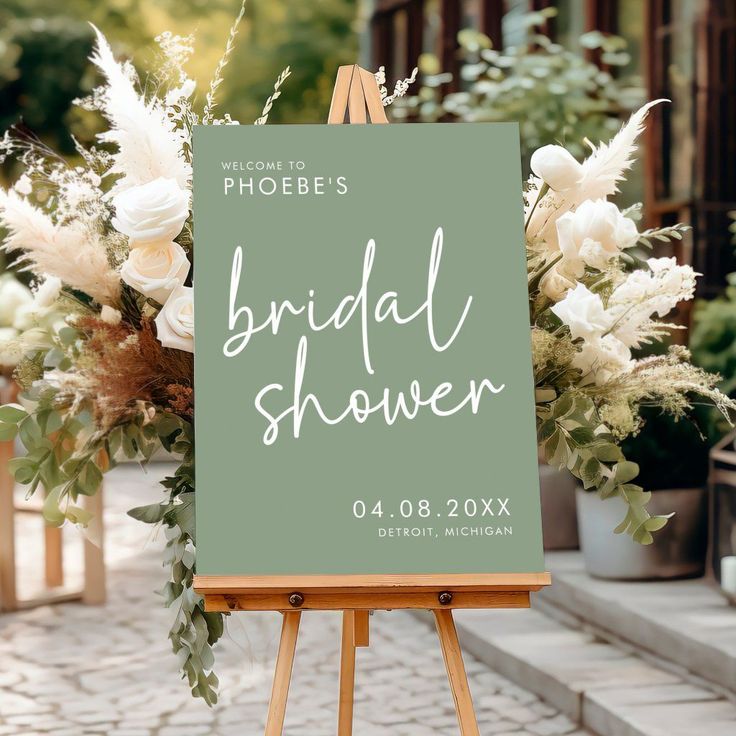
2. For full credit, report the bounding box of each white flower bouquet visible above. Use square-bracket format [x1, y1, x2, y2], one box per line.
[527, 101, 734, 541]
[0, 5, 732, 704]
[0, 6, 417, 703]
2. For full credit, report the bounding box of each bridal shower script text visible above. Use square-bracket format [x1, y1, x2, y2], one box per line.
[223, 226, 507, 445]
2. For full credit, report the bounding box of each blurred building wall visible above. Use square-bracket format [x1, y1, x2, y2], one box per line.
[363, 0, 736, 299]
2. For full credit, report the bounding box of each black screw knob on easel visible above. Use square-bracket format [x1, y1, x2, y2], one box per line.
[438, 591, 453, 606]
[288, 592, 304, 607]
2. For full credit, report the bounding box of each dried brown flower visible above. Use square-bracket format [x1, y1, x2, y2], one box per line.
[76, 315, 193, 429]
[166, 383, 193, 419]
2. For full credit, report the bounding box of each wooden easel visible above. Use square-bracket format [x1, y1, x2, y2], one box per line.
[194, 64, 551, 736]
[0, 376, 106, 612]
[196, 572, 550, 735]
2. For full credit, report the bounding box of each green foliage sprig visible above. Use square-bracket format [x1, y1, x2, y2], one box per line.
[1, 389, 223, 705]
[128, 414, 224, 706]
[537, 393, 670, 544]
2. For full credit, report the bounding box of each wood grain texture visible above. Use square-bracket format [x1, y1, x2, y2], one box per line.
[0, 435, 17, 612]
[435, 609, 480, 736]
[348, 66, 367, 124]
[265, 611, 301, 736]
[328, 65, 355, 124]
[82, 486, 106, 605]
[44, 518, 64, 589]
[338, 611, 357, 735]
[0, 379, 18, 612]
[201, 590, 530, 612]
[194, 572, 550, 593]
[353, 610, 370, 647]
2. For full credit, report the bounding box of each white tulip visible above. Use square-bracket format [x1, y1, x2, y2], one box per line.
[550, 283, 611, 341]
[0, 275, 32, 327]
[556, 199, 638, 275]
[530, 145, 583, 191]
[155, 284, 193, 353]
[120, 241, 190, 304]
[112, 177, 190, 244]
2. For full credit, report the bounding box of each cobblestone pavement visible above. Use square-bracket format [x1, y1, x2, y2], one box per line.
[0, 464, 585, 736]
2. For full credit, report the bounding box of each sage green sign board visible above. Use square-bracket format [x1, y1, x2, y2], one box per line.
[193, 123, 543, 576]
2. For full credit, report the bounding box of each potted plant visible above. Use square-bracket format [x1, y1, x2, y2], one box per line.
[577, 406, 711, 580]
[539, 453, 579, 550]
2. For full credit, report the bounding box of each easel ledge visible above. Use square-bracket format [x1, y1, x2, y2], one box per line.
[194, 572, 551, 612]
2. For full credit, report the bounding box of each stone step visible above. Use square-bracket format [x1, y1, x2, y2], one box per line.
[539, 551, 736, 694]
[414, 603, 736, 736]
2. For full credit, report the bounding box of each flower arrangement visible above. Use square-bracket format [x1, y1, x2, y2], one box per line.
[0, 6, 416, 704]
[0, 3, 733, 706]
[527, 102, 734, 542]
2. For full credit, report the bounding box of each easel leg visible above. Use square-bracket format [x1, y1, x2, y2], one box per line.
[338, 611, 357, 735]
[82, 486, 106, 605]
[338, 610, 370, 735]
[434, 609, 480, 736]
[265, 611, 301, 736]
[0, 437, 17, 612]
[44, 508, 64, 589]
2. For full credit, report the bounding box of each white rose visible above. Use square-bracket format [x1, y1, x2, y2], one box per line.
[120, 241, 190, 304]
[530, 145, 583, 191]
[0, 275, 32, 327]
[0, 326, 20, 366]
[540, 267, 574, 302]
[556, 199, 638, 275]
[112, 177, 190, 244]
[572, 334, 631, 385]
[155, 284, 193, 353]
[550, 283, 611, 341]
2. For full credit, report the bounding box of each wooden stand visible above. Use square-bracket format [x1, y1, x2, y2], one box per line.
[0, 377, 106, 612]
[262, 608, 480, 736]
[196, 573, 550, 735]
[194, 65, 552, 734]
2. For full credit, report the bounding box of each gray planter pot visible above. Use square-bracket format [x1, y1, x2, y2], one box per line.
[539, 463, 579, 550]
[576, 486, 708, 580]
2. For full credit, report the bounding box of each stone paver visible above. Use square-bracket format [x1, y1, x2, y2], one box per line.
[442, 591, 736, 736]
[540, 551, 736, 693]
[0, 464, 582, 735]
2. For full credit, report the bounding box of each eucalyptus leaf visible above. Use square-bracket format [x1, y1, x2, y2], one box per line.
[0, 423, 18, 441]
[614, 460, 640, 484]
[8, 457, 38, 485]
[66, 505, 93, 527]
[42, 486, 66, 526]
[128, 502, 169, 524]
[0, 405, 27, 424]
[568, 426, 595, 446]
